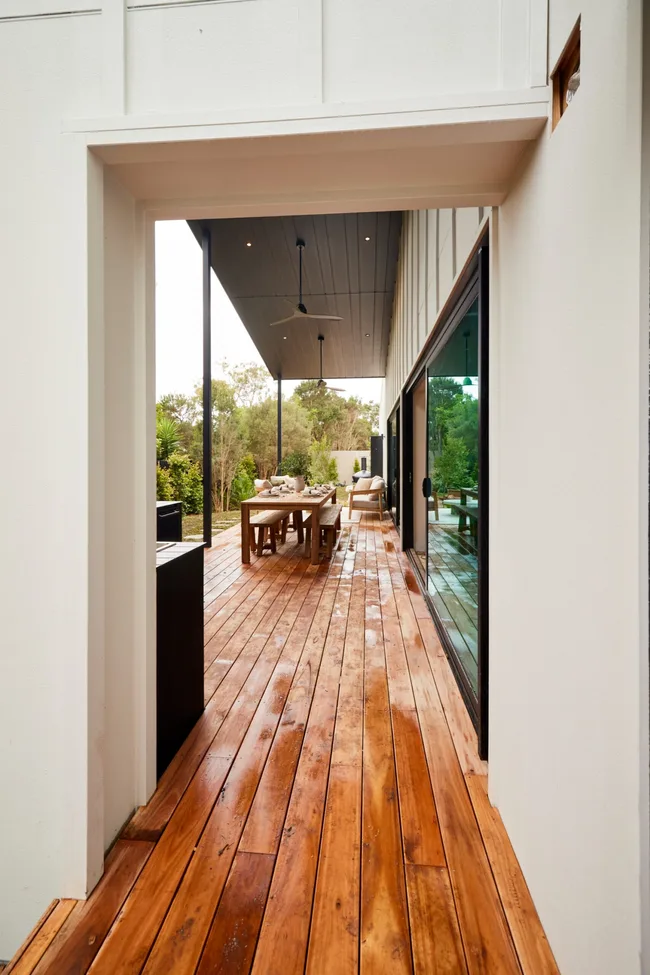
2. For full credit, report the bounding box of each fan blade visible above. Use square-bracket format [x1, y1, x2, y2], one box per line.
[269, 309, 305, 327]
[303, 314, 344, 322]
[326, 386, 346, 393]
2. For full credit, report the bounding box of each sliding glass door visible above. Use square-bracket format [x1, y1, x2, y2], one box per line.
[404, 245, 488, 754]
[426, 299, 480, 698]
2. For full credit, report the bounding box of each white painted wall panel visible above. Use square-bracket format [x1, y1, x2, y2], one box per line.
[127, 0, 320, 115]
[0, 13, 103, 958]
[103, 171, 138, 849]
[323, 0, 500, 102]
[383, 206, 484, 413]
[490, 1, 646, 971]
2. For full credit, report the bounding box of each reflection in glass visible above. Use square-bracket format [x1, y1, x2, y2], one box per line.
[426, 299, 479, 696]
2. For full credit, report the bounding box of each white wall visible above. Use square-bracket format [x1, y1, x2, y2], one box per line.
[103, 171, 140, 848]
[330, 450, 365, 486]
[490, 2, 647, 972]
[123, 0, 546, 115]
[383, 207, 486, 415]
[0, 10, 104, 958]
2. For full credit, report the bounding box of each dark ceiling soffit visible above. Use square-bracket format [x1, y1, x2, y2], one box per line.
[188, 212, 402, 381]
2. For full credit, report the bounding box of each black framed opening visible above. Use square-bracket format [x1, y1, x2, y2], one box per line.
[387, 407, 400, 527]
[402, 245, 489, 757]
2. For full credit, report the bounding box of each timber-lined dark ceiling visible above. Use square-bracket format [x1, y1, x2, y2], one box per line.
[190, 212, 402, 381]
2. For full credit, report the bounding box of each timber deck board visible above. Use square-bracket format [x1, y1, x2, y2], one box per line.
[10, 517, 559, 975]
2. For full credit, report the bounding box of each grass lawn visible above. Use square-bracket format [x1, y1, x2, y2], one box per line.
[182, 509, 240, 540]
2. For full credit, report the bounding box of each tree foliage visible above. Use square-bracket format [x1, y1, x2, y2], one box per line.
[156, 362, 378, 512]
[427, 377, 479, 493]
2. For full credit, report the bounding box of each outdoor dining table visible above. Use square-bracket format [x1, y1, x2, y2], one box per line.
[240, 487, 337, 566]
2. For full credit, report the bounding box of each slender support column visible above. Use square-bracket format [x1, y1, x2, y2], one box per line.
[202, 225, 212, 547]
[277, 374, 282, 474]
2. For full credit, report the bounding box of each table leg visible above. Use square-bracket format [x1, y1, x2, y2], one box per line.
[311, 507, 321, 565]
[241, 506, 250, 563]
[294, 510, 304, 544]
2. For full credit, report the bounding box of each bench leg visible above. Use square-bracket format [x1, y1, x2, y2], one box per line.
[294, 510, 304, 544]
[281, 516, 289, 544]
[305, 523, 311, 556]
[256, 526, 265, 557]
[270, 524, 277, 554]
[325, 528, 333, 559]
[249, 524, 257, 555]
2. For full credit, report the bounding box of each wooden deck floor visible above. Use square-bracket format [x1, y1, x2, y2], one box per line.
[6, 515, 559, 975]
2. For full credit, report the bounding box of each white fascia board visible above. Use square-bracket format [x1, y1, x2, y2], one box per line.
[63, 88, 550, 145]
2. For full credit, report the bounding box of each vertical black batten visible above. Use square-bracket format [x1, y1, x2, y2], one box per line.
[277, 374, 282, 474]
[477, 243, 490, 759]
[202, 225, 212, 548]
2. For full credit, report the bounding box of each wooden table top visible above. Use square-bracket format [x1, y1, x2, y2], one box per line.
[241, 487, 336, 509]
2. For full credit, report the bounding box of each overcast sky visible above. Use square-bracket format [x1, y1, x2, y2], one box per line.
[155, 220, 383, 404]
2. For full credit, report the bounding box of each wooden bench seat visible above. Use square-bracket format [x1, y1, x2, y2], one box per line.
[303, 504, 342, 558]
[445, 501, 479, 540]
[249, 509, 290, 556]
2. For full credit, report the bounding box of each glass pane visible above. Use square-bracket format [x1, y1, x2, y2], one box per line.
[426, 299, 479, 695]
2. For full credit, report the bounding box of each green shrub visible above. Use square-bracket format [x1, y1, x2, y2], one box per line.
[156, 464, 173, 501]
[353, 457, 360, 474]
[280, 450, 311, 477]
[239, 453, 257, 480]
[308, 438, 338, 484]
[230, 461, 256, 508]
[166, 452, 203, 514]
[156, 416, 180, 462]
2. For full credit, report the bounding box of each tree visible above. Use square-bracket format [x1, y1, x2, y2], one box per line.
[447, 394, 479, 482]
[158, 393, 198, 453]
[245, 395, 312, 478]
[222, 360, 272, 408]
[434, 435, 469, 494]
[353, 457, 361, 474]
[291, 381, 378, 449]
[209, 380, 247, 512]
[292, 381, 345, 441]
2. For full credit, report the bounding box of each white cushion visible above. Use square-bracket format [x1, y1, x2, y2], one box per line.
[370, 477, 385, 491]
[356, 477, 373, 491]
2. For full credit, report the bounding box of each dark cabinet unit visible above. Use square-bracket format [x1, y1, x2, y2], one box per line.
[156, 500, 183, 541]
[155, 541, 204, 778]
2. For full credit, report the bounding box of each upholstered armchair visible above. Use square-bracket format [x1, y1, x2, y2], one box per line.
[346, 476, 386, 518]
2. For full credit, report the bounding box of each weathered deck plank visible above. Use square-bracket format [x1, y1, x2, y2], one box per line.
[10, 515, 558, 975]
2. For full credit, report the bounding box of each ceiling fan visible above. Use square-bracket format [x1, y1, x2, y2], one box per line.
[315, 335, 345, 393]
[269, 238, 344, 327]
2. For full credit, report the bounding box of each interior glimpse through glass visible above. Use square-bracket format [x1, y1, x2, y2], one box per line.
[426, 299, 480, 695]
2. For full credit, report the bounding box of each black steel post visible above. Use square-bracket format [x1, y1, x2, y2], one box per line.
[202, 225, 212, 547]
[277, 374, 282, 474]
[477, 243, 490, 759]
